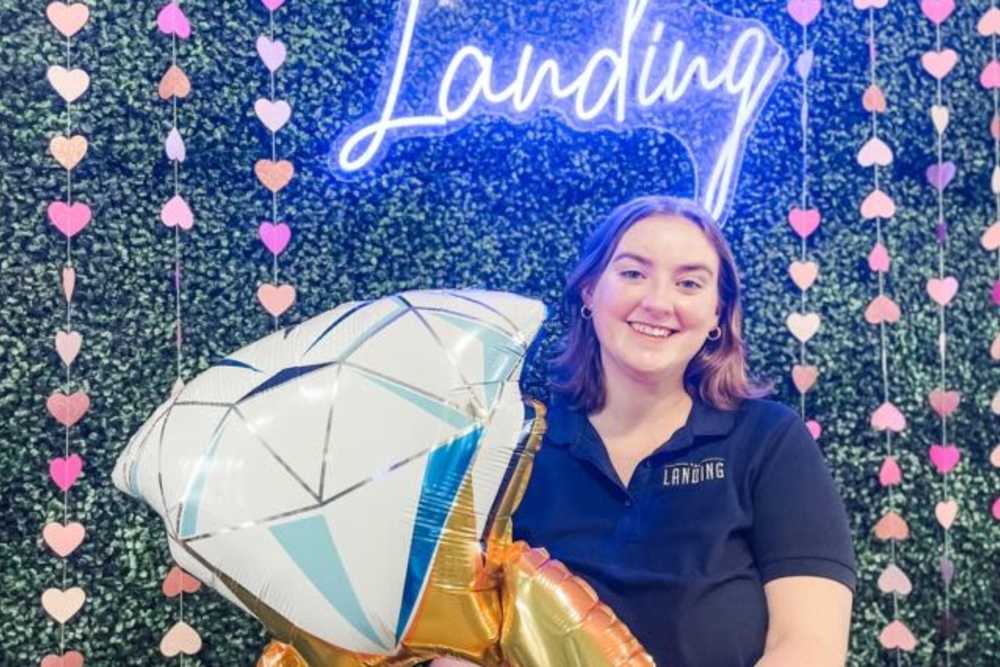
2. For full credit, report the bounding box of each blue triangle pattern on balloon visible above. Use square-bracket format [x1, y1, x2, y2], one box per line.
[426, 311, 521, 408]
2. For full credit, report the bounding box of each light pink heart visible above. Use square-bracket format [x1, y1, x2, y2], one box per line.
[864, 295, 901, 325]
[260, 0, 286, 11]
[805, 420, 821, 440]
[43, 521, 86, 557]
[254, 98, 292, 133]
[929, 444, 960, 474]
[928, 389, 960, 418]
[926, 161, 956, 191]
[853, 0, 888, 8]
[46, 2, 90, 38]
[921, 49, 959, 80]
[787, 207, 820, 238]
[41, 587, 86, 624]
[50, 453, 83, 492]
[40, 650, 85, 667]
[47, 201, 92, 239]
[983, 221, 1000, 251]
[165, 127, 185, 162]
[857, 137, 893, 167]
[880, 620, 917, 651]
[156, 1, 191, 39]
[878, 456, 901, 486]
[258, 283, 296, 317]
[921, 0, 955, 25]
[160, 621, 202, 657]
[791, 364, 818, 393]
[981, 60, 1000, 89]
[55, 330, 82, 366]
[47, 65, 90, 103]
[785, 312, 820, 343]
[871, 401, 905, 432]
[256, 35, 287, 72]
[860, 189, 895, 219]
[787, 0, 821, 26]
[868, 243, 890, 272]
[162, 565, 202, 597]
[877, 563, 911, 595]
[935, 499, 958, 529]
[46, 391, 90, 427]
[979, 7, 1000, 36]
[926, 276, 958, 306]
[62, 266, 76, 303]
[161, 195, 194, 230]
[788, 260, 818, 290]
[259, 221, 291, 255]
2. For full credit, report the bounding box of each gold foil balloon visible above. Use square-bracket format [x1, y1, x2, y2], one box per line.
[112, 289, 651, 666]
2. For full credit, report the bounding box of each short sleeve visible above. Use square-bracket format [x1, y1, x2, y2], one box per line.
[749, 415, 857, 592]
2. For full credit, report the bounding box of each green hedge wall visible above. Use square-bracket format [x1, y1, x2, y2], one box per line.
[2, 0, 998, 664]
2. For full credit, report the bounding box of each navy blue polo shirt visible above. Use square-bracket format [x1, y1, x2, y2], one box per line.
[511, 394, 856, 667]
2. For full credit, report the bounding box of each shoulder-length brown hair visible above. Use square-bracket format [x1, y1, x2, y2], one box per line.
[549, 195, 772, 412]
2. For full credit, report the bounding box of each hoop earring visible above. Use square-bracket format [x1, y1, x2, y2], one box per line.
[707, 326, 722, 341]
[580, 304, 593, 320]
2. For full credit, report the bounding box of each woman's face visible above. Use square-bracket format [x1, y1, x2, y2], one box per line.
[584, 214, 722, 390]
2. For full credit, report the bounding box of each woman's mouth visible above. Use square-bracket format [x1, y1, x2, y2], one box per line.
[629, 322, 677, 339]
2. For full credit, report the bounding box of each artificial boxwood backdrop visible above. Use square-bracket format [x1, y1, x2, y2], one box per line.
[2, 0, 999, 664]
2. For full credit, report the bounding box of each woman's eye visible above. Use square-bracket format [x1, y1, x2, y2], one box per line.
[620, 270, 644, 279]
[679, 279, 703, 289]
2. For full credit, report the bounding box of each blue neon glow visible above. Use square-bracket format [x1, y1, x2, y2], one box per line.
[331, 0, 787, 221]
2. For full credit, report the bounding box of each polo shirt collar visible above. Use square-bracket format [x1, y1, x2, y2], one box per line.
[545, 392, 738, 453]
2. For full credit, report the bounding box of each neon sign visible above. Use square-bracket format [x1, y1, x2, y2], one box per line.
[331, 0, 787, 221]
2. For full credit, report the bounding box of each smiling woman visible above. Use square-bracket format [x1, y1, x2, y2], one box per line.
[507, 195, 856, 666]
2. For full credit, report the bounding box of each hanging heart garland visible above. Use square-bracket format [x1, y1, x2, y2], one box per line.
[43, 3, 92, 662]
[255, 0, 297, 324]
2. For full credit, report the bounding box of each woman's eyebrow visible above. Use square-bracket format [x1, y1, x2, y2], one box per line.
[675, 263, 715, 275]
[611, 252, 652, 265]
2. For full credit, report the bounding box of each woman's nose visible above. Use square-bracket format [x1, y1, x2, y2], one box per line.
[639, 282, 676, 314]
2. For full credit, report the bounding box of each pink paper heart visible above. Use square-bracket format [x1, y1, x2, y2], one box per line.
[871, 401, 905, 432]
[878, 456, 901, 486]
[254, 98, 292, 133]
[979, 7, 1000, 36]
[47, 201, 92, 239]
[256, 35, 287, 72]
[257, 283, 296, 317]
[993, 496, 1000, 521]
[805, 420, 821, 440]
[921, 0, 955, 25]
[860, 189, 895, 219]
[926, 276, 958, 306]
[43, 521, 86, 557]
[55, 330, 82, 366]
[40, 650, 85, 667]
[162, 565, 202, 597]
[853, 0, 888, 8]
[260, 0, 286, 11]
[929, 444, 960, 474]
[864, 295, 901, 325]
[928, 389, 960, 418]
[877, 563, 911, 595]
[794, 49, 814, 79]
[62, 267, 76, 303]
[46, 65, 90, 103]
[791, 364, 818, 393]
[926, 161, 956, 191]
[161, 195, 194, 230]
[161, 621, 202, 657]
[787, 0, 821, 26]
[259, 221, 291, 255]
[983, 221, 1000, 250]
[857, 137, 893, 167]
[921, 49, 959, 80]
[156, 1, 191, 39]
[41, 587, 86, 624]
[991, 444, 1000, 468]
[787, 207, 820, 239]
[879, 620, 917, 651]
[868, 243, 891, 272]
[46, 391, 90, 428]
[981, 60, 1000, 89]
[165, 127, 185, 162]
[788, 260, 818, 290]
[785, 312, 820, 343]
[49, 454, 83, 492]
[46, 2, 90, 38]
[935, 499, 958, 529]
[992, 280, 1000, 306]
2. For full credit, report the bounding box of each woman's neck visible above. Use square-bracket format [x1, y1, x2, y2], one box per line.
[590, 370, 693, 439]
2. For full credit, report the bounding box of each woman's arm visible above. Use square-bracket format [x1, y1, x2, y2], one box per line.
[754, 576, 853, 667]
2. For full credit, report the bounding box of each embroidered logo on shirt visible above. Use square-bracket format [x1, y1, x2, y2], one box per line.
[662, 458, 726, 487]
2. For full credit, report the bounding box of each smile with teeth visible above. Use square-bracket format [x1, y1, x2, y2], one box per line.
[629, 322, 677, 338]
